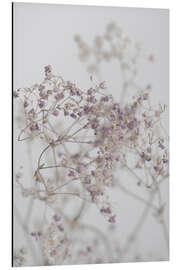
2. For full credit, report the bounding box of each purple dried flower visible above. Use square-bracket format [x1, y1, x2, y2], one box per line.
[131, 102, 138, 110]
[140, 152, 151, 162]
[38, 100, 45, 108]
[78, 111, 83, 117]
[35, 123, 39, 130]
[57, 225, 64, 232]
[145, 156, 151, 162]
[83, 123, 90, 129]
[70, 88, 76, 96]
[44, 65, 52, 79]
[89, 190, 97, 202]
[87, 88, 93, 95]
[112, 103, 119, 111]
[76, 89, 82, 96]
[53, 214, 61, 222]
[108, 215, 116, 223]
[119, 135, 124, 140]
[88, 96, 97, 104]
[145, 120, 152, 128]
[140, 152, 146, 160]
[153, 166, 159, 172]
[110, 114, 115, 121]
[44, 65, 52, 73]
[127, 118, 137, 130]
[159, 141, 165, 150]
[162, 158, 168, 164]
[24, 101, 29, 108]
[83, 105, 92, 114]
[101, 96, 109, 102]
[100, 207, 111, 214]
[68, 170, 75, 177]
[70, 113, 77, 119]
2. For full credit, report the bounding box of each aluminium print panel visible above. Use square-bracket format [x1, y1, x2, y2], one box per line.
[13, 3, 169, 267]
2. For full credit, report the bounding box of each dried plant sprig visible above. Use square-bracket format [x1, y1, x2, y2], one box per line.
[13, 22, 169, 265]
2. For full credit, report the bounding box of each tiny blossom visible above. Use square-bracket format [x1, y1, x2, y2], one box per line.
[44, 65, 52, 79]
[87, 88, 93, 95]
[38, 100, 45, 108]
[101, 96, 109, 102]
[108, 215, 116, 223]
[68, 170, 75, 177]
[24, 101, 29, 108]
[83, 105, 92, 114]
[77, 111, 83, 117]
[31, 231, 41, 240]
[29, 123, 39, 132]
[162, 158, 168, 164]
[158, 141, 165, 150]
[127, 118, 137, 130]
[53, 214, 61, 222]
[144, 119, 152, 128]
[70, 113, 77, 119]
[45, 65, 51, 73]
[140, 152, 151, 162]
[100, 207, 111, 214]
[88, 96, 97, 104]
[70, 88, 76, 96]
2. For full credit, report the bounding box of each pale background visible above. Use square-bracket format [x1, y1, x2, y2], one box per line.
[13, 2, 169, 266]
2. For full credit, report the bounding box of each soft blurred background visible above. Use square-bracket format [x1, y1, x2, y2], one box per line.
[13, 3, 169, 266]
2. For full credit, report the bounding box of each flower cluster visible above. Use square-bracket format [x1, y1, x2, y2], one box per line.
[74, 22, 152, 78]
[13, 247, 27, 267]
[14, 65, 168, 228]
